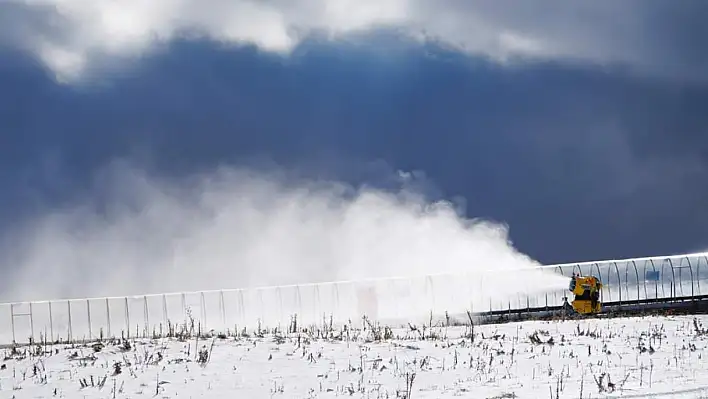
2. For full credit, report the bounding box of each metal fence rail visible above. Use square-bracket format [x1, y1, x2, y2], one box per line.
[2, 252, 708, 345]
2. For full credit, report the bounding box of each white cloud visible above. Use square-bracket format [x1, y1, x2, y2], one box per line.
[2, 0, 701, 82]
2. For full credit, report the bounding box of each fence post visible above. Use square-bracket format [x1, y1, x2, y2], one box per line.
[144, 296, 149, 338]
[258, 289, 264, 327]
[67, 300, 73, 343]
[181, 293, 186, 327]
[295, 287, 302, 324]
[29, 302, 34, 343]
[10, 304, 15, 343]
[276, 287, 283, 327]
[219, 290, 226, 333]
[106, 298, 111, 338]
[426, 276, 435, 319]
[333, 284, 340, 322]
[238, 290, 246, 329]
[48, 301, 54, 343]
[87, 299, 92, 340]
[162, 294, 168, 334]
[526, 296, 530, 312]
[124, 297, 130, 339]
[200, 292, 207, 330]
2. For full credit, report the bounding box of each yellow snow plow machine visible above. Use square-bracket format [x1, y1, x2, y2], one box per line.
[566, 274, 602, 315]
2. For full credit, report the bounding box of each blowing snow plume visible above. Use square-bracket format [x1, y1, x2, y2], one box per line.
[0, 162, 569, 320]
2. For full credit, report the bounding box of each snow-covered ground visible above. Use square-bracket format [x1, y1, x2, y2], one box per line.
[2, 314, 708, 398]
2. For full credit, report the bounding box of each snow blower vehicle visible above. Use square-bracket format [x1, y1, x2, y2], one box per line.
[566, 274, 602, 315]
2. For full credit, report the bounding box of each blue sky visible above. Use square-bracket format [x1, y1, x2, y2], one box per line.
[1, 1, 708, 298]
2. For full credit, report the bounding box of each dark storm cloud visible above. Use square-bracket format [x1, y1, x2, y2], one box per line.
[440, 0, 708, 82]
[2, 1, 708, 83]
[1, 38, 708, 266]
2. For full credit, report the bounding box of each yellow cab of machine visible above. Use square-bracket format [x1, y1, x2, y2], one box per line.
[568, 274, 602, 315]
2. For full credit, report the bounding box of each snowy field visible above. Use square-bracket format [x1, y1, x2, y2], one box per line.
[2, 314, 708, 398]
